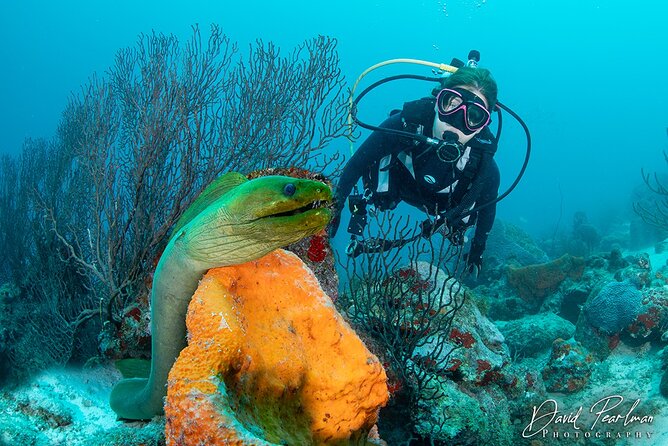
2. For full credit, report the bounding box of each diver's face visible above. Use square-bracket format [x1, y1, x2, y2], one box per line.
[432, 85, 490, 144]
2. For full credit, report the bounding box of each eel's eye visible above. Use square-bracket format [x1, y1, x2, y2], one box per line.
[283, 183, 296, 197]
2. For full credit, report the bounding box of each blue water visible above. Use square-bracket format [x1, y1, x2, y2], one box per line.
[1, 0, 667, 238]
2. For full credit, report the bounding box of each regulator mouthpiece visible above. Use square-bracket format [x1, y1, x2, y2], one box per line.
[436, 131, 464, 163]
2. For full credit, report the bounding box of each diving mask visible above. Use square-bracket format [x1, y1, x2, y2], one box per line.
[436, 87, 491, 135]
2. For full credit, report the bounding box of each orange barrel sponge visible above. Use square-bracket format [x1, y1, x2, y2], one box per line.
[165, 249, 388, 445]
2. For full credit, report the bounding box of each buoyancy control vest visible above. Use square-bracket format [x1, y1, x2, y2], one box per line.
[363, 97, 497, 228]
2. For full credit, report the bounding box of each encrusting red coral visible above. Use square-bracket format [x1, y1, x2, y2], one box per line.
[449, 328, 476, 348]
[164, 249, 388, 445]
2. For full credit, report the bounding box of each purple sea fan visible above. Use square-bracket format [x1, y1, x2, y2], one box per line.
[583, 280, 644, 335]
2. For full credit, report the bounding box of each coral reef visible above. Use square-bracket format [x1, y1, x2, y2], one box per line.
[284, 232, 338, 301]
[165, 249, 388, 445]
[0, 280, 89, 383]
[557, 250, 647, 327]
[486, 220, 549, 266]
[496, 312, 575, 358]
[614, 252, 653, 287]
[98, 299, 152, 361]
[415, 290, 509, 385]
[507, 254, 585, 303]
[607, 247, 630, 272]
[628, 286, 668, 340]
[340, 258, 518, 444]
[416, 295, 508, 386]
[338, 258, 467, 442]
[477, 220, 549, 284]
[414, 379, 515, 446]
[381, 280, 519, 445]
[541, 338, 595, 393]
[575, 313, 621, 362]
[583, 280, 644, 335]
[480, 283, 536, 321]
[409, 283, 515, 444]
[530, 343, 661, 443]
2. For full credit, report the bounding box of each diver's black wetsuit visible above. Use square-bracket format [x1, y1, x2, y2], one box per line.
[335, 99, 500, 262]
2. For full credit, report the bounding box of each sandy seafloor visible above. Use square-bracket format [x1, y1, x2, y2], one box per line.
[0, 366, 166, 446]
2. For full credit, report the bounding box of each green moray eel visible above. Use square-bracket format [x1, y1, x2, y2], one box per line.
[110, 173, 332, 420]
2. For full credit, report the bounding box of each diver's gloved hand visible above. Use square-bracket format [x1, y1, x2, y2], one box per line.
[446, 229, 467, 246]
[419, 219, 436, 238]
[464, 251, 483, 278]
[420, 217, 467, 246]
[420, 215, 446, 239]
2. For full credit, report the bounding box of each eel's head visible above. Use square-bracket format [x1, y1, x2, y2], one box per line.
[183, 175, 332, 265]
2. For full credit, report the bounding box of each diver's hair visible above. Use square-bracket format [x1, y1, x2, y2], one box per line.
[441, 66, 498, 111]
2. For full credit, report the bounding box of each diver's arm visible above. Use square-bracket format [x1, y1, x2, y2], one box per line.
[469, 159, 500, 262]
[330, 114, 405, 236]
[335, 113, 405, 203]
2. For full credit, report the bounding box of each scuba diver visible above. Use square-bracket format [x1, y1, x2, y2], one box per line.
[330, 58, 510, 277]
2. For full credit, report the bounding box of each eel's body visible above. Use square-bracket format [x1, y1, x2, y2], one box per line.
[110, 173, 331, 420]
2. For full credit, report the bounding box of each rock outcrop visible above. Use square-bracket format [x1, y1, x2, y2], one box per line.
[496, 312, 575, 358]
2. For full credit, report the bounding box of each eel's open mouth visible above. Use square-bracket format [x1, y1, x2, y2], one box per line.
[268, 199, 330, 218]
